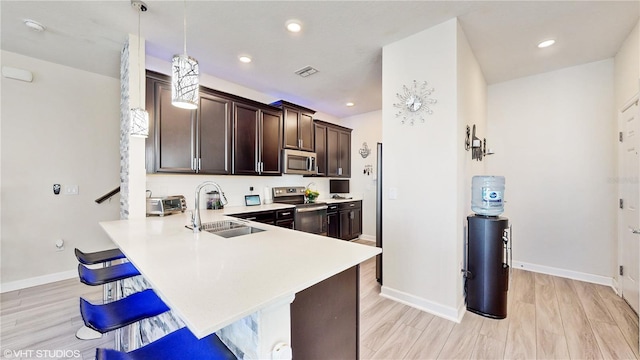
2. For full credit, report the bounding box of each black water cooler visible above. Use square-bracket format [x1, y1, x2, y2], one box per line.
[466, 215, 510, 319]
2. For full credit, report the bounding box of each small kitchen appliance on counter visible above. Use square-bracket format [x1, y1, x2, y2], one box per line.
[465, 176, 511, 319]
[146, 195, 187, 216]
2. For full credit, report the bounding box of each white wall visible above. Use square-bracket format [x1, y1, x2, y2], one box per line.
[614, 20, 639, 110]
[381, 18, 464, 321]
[486, 59, 616, 281]
[1, 51, 121, 288]
[456, 22, 488, 309]
[341, 110, 382, 240]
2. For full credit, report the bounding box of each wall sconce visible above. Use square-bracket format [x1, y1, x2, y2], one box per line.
[465, 125, 493, 161]
[359, 142, 371, 158]
[363, 165, 373, 175]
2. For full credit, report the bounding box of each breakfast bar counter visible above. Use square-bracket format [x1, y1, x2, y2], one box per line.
[99, 210, 380, 357]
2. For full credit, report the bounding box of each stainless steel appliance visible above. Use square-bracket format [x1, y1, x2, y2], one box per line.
[272, 186, 327, 235]
[282, 149, 318, 175]
[146, 195, 187, 216]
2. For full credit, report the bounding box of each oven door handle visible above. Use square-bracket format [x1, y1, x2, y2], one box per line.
[296, 205, 328, 213]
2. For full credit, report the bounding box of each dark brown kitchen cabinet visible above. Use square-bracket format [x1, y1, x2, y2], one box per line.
[232, 103, 282, 175]
[276, 208, 295, 229]
[314, 120, 352, 178]
[339, 201, 362, 240]
[291, 265, 359, 360]
[145, 71, 231, 174]
[314, 122, 327, 176]
[272, 100, 315, 152]
[326, 204, 339, 238]
[230, 210, 275, 225]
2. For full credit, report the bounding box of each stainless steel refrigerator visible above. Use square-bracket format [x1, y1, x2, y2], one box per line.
[376, 143, 382, 284]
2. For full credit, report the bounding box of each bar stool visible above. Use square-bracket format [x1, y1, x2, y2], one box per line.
[95, 327, 237, 360]
[75, 248, 126, 265]
[79, 289, 170, 334]
[75, 248, 140, 340]
[77, 262, 141, 286]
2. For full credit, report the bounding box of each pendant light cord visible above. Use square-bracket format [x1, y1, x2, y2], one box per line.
[183, 0, 187, 55]
[137, 6, 143, 108]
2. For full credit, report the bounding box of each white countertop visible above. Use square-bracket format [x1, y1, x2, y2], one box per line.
[99, 211, 380, 339]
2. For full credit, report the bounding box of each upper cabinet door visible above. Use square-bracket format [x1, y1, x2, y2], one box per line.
[283, 107, 300, 150]
[260, 108, 282, 175]
[314, 123, 327, 176]
[272, 101, 316, 152]
[198, 91, 232, 174]
[233, 102, 260, 175]
[298, 112, 315, 152]
[338, 130, 351, 178]
[149, 77, 195, 173]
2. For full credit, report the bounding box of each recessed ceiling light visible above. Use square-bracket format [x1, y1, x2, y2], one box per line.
[346, 102, 355, 107]
[239, 56, 252, 63]
[23, 19, 45, 32]
[537, 39, 556, 48]
[286, 20, 302, 33]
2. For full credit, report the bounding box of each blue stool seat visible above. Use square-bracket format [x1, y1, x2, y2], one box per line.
[75, 248, 126, 265]
[96, 327, 237, 360]
[78, 262, 141, 286]
[80, 289, 170, 333]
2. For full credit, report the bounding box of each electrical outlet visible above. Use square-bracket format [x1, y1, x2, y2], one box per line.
[55, 239, 65, 252]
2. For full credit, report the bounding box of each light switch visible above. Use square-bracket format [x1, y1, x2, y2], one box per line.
[389, 187, 398, 200]
[65, 185, 79, 195]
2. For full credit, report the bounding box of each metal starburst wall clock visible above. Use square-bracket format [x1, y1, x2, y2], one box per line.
[393, 80, 437, 125]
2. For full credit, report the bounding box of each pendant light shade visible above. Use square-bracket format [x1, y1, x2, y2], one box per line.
[171, 54, 199, 109]
[171, 0, 199, 110]
[130, 107, 149, 137]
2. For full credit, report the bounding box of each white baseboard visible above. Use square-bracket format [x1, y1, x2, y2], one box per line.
[512, 261, 614, 287]
[357, 234, 376, 243]
[1, 270, 78, 293]
[380, 285, 464, 323]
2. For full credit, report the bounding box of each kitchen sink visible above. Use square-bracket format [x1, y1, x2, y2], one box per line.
[188, 220, 265, 238]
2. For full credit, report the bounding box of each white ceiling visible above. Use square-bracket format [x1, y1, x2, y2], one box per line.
[2, 1, 638, 118]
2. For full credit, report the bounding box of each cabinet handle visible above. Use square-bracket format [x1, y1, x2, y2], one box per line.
[350, 211, 354, 219]
[327, 217, 330, 224]
[338, 167, 342, 175]
[246, 217, 257, 221]
[349, 203, 355, 207]
[281, 212, 291, 216]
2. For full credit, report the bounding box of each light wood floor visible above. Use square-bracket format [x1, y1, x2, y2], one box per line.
[1, 248, 638, 360]
[356, 251, 639, 360]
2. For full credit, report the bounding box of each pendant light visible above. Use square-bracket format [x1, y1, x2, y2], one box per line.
[130, 0, 149, 138]
[171, 0, 199, 109]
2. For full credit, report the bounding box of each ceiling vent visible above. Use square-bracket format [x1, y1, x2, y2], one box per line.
[295, 66, 319, 78]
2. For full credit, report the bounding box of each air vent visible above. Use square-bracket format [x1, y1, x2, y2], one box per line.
[295, 66, 319, 78]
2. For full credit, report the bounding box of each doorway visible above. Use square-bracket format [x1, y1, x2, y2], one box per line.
[618, 94, 640, 314]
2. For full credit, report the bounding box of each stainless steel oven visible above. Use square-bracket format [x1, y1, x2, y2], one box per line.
[272, 186, 327, 236]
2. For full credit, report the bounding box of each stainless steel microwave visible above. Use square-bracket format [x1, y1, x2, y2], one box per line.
[282, 149, 317, 175]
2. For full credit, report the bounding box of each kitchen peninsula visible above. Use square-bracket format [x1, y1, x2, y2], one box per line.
[99, 210, 380, 359]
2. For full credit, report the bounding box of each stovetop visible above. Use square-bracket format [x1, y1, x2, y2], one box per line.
[272, 186, 325, 206]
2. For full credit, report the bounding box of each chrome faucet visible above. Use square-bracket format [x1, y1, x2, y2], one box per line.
[191, 181, 227, 233]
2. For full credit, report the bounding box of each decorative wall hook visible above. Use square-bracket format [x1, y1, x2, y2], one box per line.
[359, 142, 371, 158]
[363, 165, 373, 176]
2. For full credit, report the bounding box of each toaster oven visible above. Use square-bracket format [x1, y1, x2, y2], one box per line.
[146, 195, 187, 216]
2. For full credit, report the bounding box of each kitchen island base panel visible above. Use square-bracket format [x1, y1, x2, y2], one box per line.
[291, 265, 359, 360]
